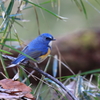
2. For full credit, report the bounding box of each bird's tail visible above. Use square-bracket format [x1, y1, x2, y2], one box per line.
[7, 56, 26, 68]
[7, 64, 18, 68]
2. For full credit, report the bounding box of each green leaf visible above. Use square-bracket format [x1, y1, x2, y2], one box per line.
[0, 14, 22, 18]
[74, 0, 82, 11]
[60, 69, 100, 81]
[80, 0, 87, 19]
[80, 69, 100, 75]
[0, 49, 12, 55]
[23, 0, 57, 9]
[23, 0, 68, 21]
[0, 38, 18, 42]
[0, 53, 9, 78]
[5, 0, 14, 17]
[40, 0, 56, 5]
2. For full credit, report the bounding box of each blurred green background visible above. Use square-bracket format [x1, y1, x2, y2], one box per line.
[1, 0, 100, 40]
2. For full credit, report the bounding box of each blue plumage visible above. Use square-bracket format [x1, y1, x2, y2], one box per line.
[9, 33, 55, 67]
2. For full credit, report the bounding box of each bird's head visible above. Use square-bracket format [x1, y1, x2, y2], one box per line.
[39, 33, 56, 46]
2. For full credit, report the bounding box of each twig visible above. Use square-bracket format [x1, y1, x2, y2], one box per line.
[2, 54, 78, 100]
[28, 63, 78, 100]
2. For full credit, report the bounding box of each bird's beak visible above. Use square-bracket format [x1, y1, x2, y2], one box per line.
[52, 38, 56, 41]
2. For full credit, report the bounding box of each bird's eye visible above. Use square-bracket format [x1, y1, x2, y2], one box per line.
[46, 37, 52, 40]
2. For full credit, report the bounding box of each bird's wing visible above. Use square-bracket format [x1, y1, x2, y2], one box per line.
[28, 50, 44, 59]
[18, 46, 28, 56]
[13, 49, 45, 64]
[11, 46, 29, 64]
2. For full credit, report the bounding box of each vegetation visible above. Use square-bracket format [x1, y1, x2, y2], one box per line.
[0, 0, 100, 100]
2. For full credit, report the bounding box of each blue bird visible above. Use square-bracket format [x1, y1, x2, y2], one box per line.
[8, 33, 55, 67]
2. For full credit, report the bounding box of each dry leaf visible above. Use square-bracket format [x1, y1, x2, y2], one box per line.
[0, 79, 35, 100]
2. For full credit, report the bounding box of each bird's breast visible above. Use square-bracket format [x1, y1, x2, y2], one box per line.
[40, 48, 51, 58]
[37, 48, 51, 63]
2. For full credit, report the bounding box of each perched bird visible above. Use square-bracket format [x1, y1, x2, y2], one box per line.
[8, 33, 55, 68]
